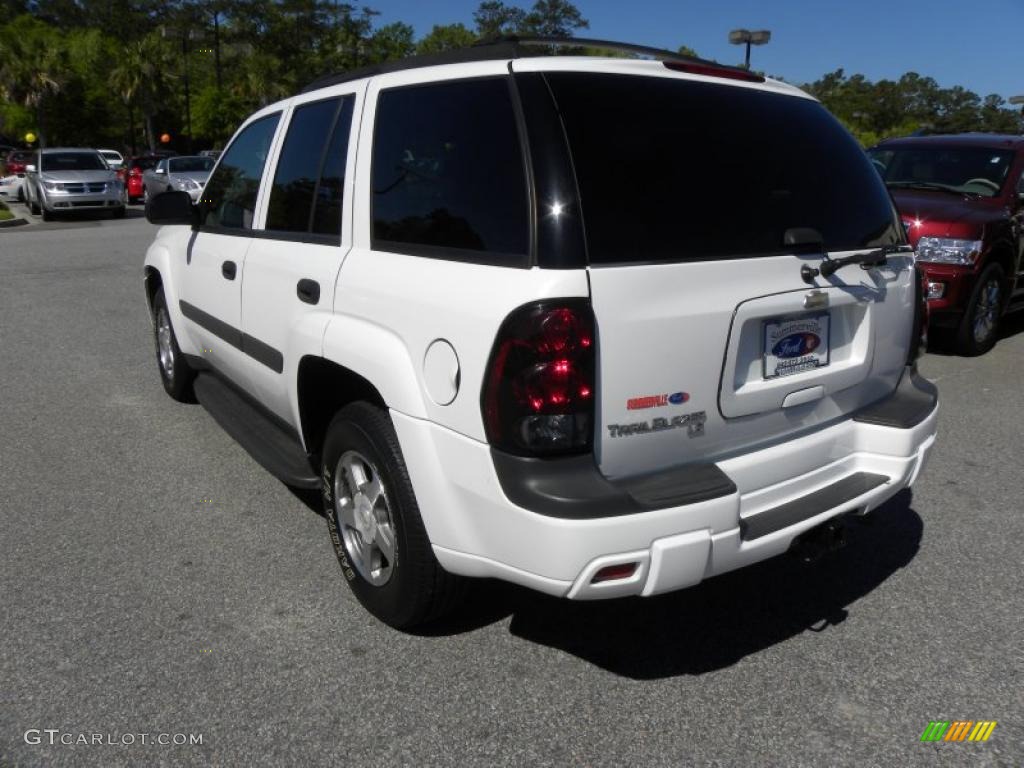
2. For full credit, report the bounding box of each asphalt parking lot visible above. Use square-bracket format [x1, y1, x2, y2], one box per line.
[1, 214, 1021, 767]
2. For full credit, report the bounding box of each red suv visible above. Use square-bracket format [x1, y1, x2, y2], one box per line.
[869, 134, 1024, 355]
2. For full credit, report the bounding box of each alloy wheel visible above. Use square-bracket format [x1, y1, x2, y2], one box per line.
[156, 306, 175, 378]
[332, 450, 396, 586]
[973, 278, 1000, 344]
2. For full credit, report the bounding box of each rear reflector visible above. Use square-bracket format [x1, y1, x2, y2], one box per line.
[663, 60, 765, 83]
[591, 562, 638, 584]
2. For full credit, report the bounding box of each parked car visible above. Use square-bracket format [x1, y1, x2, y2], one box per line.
[0, 173, 25, 202]
[2, 149, 34, 178]
[24, 148, 125, 220]
[122, 154, 163, 203]
[143, 39, 938, 629]
[98, 149, 125, 171]
[869, 134, 1024, 355]
[142, 155, 215, 203]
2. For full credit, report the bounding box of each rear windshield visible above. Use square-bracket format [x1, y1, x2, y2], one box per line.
[9, 151, 33, 163]
[169, 156, 215, 173]
[868, 146, 1013, 198]
[131, 157, 159, 170]
[40, 152, 107, 172]
[545, 73, 901, 264]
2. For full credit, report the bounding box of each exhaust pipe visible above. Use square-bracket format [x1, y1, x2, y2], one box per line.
[790, 517, 847, 564]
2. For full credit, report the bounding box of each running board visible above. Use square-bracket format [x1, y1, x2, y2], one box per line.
[193, 373, 320, 489]
[740, 472, 889, 541]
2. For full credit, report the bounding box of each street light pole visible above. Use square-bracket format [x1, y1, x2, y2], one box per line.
[728, 29, 771, 70]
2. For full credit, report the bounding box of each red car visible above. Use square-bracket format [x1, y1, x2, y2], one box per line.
[121, 155, 165, 203]
[3, 149, 34, 176]
[869, 134, 1024, 355]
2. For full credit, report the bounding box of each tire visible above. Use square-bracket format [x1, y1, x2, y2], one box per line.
[112, 205, 125, 219]
[956, 263, 1005, 356]
[321, 402, 466, 629]
[41, 206, 53, 221]
[29, 192, 40, 216]
[151, 287, 196, 402]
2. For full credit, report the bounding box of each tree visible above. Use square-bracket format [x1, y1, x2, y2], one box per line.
[364, 22, 415, 64]
[416, 23, 476, 54]
[521, 0, 588, 37]
[0, 16, 70, 146]
[473, 1, 526, 39]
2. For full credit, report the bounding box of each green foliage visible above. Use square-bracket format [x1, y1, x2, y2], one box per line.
[417, 23, 477, 55]
[805, 69, 1024, 146]
[3, 1, 1019, 155]
[192, 86, 247, 145]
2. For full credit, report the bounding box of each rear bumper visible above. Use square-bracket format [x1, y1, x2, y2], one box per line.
[393, 367, 938, 600]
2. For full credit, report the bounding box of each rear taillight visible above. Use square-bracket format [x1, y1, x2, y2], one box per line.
[908, 263, 929, 364]
[482, 300, 595, 456]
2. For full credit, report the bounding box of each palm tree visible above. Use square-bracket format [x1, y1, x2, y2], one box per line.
[113, 34, 178, 152]
[0, 17, 69, 146]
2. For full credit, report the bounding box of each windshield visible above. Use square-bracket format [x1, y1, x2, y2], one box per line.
[169, 156, 215, 174]
[40, 152, 107, 172]
[545, 73, 901, 264]
[868, 146, 1013, 198]
[100, 151, 121, 160]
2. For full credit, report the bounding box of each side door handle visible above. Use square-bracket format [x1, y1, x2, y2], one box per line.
[296, 279, 320, 305]
[221, 260, 236, 280]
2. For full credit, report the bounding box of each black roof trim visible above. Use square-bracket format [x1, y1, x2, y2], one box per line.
[301, 35, 745, 94]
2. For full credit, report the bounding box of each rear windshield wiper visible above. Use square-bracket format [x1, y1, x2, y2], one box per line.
[801, 245, 911, 284]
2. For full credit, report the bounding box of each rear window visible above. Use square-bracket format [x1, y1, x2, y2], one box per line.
[131, 157, 159, 171]
[40, 152, 107, 172]
[545, 73, 901, 264]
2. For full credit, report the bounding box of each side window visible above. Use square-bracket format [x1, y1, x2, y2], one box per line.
[201, 113, 280, 230]
[371, 77, 529, 259]
[265, 95, 354, 238]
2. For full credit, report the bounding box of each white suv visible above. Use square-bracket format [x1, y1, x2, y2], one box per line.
[143, 39, 939, 629]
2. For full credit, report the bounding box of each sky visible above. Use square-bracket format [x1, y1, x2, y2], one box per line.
[374, 0, 1024, 101]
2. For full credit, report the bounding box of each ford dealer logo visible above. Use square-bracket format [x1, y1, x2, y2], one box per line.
[772, 333, 821, 359]
[668, 391, 690, 404]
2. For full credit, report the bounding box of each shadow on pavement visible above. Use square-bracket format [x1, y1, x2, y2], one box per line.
[430, 491, 922, 678]
[288, 468, 922, 678]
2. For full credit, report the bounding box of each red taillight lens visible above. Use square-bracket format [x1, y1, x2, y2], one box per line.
[483, 300, 595, 456]
[117, 169, 126, 181]
[908, 263, 929, 364]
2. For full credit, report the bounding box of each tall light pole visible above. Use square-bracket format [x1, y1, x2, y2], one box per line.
[728, 29, 771, 69]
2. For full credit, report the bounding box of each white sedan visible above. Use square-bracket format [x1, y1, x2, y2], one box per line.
[0, 174, 24, 202]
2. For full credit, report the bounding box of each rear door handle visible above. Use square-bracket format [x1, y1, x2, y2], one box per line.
[221, 261, 236, 280]
[296, 279, 320, 305]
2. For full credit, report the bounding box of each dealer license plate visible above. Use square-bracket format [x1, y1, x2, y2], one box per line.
[763, 313, 830, 379]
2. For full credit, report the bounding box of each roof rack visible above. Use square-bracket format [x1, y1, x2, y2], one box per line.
[301, 35, 753, 94]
